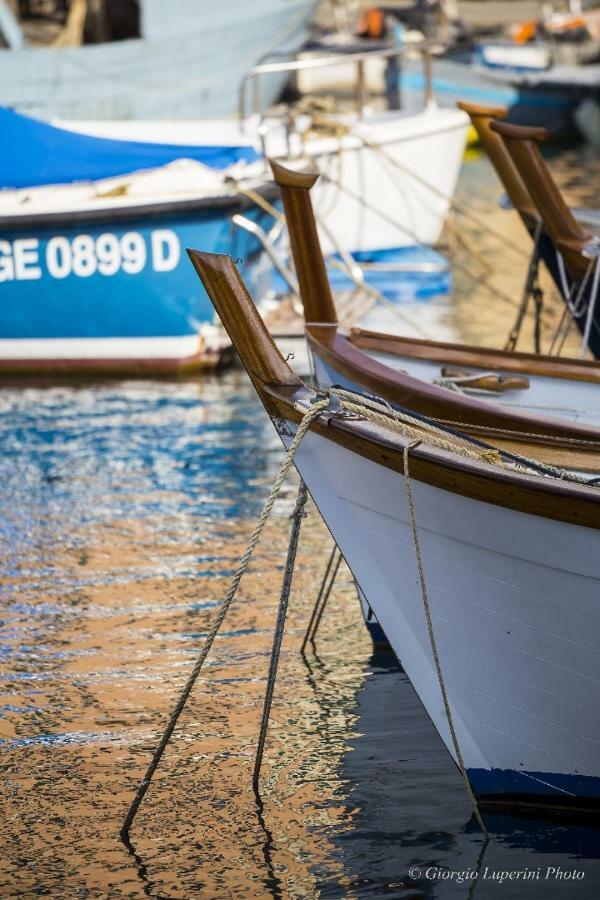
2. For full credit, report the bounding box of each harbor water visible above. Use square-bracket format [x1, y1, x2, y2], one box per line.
[1, 150, 599, 898]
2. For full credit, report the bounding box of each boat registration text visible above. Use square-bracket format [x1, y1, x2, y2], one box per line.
[0, 229, 181, 282]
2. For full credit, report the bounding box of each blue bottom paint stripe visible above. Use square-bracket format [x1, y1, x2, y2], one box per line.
[468, 768, 600, 801]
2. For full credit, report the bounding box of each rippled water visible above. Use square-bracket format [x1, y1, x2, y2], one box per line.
[2, 148, 600, 899]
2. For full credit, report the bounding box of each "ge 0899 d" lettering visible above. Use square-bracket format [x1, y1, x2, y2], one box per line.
[0, 229, 180, 283]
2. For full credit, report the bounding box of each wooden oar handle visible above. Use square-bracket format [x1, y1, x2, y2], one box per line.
[441, 368, 530, 392]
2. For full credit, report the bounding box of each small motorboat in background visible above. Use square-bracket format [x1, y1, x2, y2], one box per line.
[311, 2, 600, 139]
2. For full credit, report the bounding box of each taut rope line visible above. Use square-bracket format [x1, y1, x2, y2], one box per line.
[121, 384, 597, 840]
[253, 480, 309, 792]
[120, 396, 330, 840]
[403, 441, 489, 838]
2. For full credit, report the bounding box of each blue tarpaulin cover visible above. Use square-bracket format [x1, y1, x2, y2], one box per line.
[1, 107, 260, 189]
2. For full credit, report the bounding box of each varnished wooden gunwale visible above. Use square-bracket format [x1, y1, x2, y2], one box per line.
[187, 249, 600, 530]
[348, 327, 600, 382]
[261, 381, 600, 530]
[306, 324, 600, 470]
[491, 119, 592, 280]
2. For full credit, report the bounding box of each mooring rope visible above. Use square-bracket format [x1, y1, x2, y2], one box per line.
[353, 130, 530, 261]
[120, 395, 330, 839]
[253, 480, 309, 792]
[327, 386, 599, 487]
[402, 441, 489, 837]
[121, 385, 597, 840]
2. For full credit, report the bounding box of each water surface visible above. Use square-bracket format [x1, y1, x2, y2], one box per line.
[2, 149, 600, 898]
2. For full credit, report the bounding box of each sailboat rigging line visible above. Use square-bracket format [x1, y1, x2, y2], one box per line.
[313, 212, 430, 337]
[403, 440, 490, 839]
[253, 480, 309, 793]
[301, 543, 344, 652]
[119, 395, 330, 840]
[580, 256, 600, 360]
[504, 220, 544, 352]
[318, 170, 524, 313]
[355, 132, 530, 261]
[548, 254, 600, 357]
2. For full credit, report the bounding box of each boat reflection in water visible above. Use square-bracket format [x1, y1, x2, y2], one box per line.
[2, 376, 600, 895]
[335, 646, 600, 897]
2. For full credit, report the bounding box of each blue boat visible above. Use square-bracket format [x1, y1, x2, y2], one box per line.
[0, 109, 278, 376]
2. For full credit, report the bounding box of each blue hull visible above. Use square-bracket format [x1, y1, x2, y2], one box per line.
[0, 201, 275, 344]
[469, 768, 600, 809]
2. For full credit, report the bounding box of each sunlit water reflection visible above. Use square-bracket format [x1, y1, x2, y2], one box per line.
[1, 148, 600, 899]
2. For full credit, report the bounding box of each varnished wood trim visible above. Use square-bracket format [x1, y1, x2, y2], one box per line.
[189, 251, 600, 529]
[269, 158, 320, 190]
[187, 249, 302, 390]
[349, 327, 600, 382]
[490, 120, 591, 279]
[268, 157, 338, 325]
[457, 102, 537, 225]
[269, 137, 598, 382]
[263, 382, 600, 530]
[307, 324, 600, 450]
[491, 121, 549, 143]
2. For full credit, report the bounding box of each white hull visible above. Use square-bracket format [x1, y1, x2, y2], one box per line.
[284, 425, 600, 805]
[64, 106, 469, 253]
[0, 334, 202, 361]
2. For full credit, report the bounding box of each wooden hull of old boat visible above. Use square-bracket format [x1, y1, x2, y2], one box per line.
[281, 424, 600, 808]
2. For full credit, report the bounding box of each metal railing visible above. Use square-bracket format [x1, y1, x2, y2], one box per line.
[238, 42, 435, 123]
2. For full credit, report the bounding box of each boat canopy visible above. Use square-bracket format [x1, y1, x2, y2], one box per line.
[1, 107, 260, 190]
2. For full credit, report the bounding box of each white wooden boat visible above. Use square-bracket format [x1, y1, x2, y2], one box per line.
[190, 247, 600, 813]
[268, 158, 600, 469]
